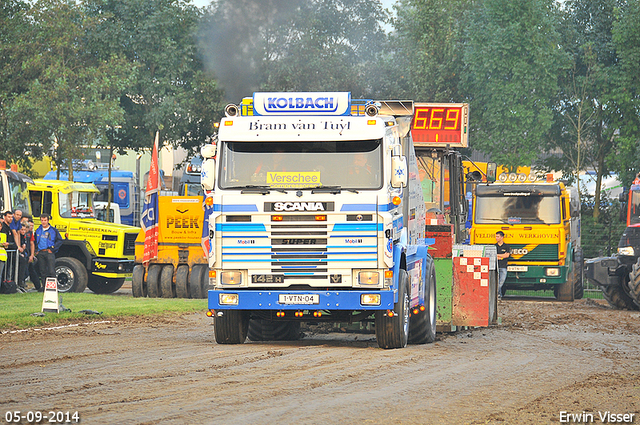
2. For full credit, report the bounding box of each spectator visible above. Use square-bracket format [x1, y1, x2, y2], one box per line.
[495, 230, 511, 299]
[26, 220, 41, 291]
[17, 222, 29, 291]
[34, 214, 63, 282]
[10, 208, 23, 248]
[0, 211, 14, 282]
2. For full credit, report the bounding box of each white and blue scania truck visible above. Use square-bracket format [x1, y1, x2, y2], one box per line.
[200, 92, 438, 349]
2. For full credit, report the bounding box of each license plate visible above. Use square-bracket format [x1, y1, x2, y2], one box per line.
[507, 266, 528, 272]
[278, 294, 320, 305]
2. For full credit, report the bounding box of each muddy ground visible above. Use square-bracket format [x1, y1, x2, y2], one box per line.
[1, 296, 639, 425]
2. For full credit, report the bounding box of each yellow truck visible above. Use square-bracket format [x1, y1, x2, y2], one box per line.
[132, 195, 208, 298]
[28, 179, 140, 293]
[469, 173, 583, 300]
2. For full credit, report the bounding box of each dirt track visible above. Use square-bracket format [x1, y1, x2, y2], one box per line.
[2, 298, 639, 425]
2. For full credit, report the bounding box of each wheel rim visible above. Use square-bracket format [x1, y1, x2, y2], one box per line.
[56, 266, 75, 292]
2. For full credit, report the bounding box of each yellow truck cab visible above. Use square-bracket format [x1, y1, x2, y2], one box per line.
[469, 174, 583, 300]
[29, 179, 140, 293]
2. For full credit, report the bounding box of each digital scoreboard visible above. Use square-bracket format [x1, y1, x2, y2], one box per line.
[410, 103, 469, 148]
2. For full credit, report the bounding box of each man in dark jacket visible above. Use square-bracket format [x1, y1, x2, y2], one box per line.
[34, 214, 63, 281]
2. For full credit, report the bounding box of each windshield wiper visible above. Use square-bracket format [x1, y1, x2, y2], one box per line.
[308, 185, 358, 194]
[225, 185, 286, 194]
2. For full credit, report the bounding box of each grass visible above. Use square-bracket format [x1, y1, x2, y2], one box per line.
[0, 292, 207, 331]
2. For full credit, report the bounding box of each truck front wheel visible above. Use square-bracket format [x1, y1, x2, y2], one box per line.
[626, 258, 640, 308]
[55, 257, 88, 293]
[408, 265, 437, 344]
[601, 280, 638, 311]
[375, 269, 410, 349]
[213, 310, 249, 344]
[87, 276, 125, 294]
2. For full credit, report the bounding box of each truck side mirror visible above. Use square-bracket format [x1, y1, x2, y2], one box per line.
[201, 158, 216, 191]
[486, 162, 497, 182]
[201, 143, 217, 159]
[391, 155, 407, 188]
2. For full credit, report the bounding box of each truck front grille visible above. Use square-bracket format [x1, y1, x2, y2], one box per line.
[219, 215, 379, 285]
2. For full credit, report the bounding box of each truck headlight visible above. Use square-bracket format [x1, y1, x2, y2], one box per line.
[221, 271, 242, 285]
[545, 268, 560, 277]
[219, 293, 239, 305]
[358, 271, 379, 285]
[618, 247, 635, 256]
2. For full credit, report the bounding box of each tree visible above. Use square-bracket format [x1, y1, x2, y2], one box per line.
[546, 0, 629, 220]
[198, 0, 389, 101]
[389, 0, 471, 102]
[460, 0, 569, 169]
[611, 0, 640, 185]
[84, 0, 223, 154]
[5, 0, 134, 180]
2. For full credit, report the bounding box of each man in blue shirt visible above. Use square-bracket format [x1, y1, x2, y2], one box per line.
[34, 214, 63, 281]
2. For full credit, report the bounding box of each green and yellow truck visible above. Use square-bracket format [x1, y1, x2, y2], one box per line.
[469, 174, 583, 300]
[28, 179, 140, 293]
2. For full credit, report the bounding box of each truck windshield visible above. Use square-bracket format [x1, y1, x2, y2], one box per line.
[219, 140, 382, 190]
[475, 194, 561, 224]
[8, 178, 32, 216]
[59, 191, 95, 219]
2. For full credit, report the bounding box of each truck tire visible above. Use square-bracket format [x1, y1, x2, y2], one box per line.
[132, 265, 145, 298]
[214, 310, 249, 344]
[87, 276, 125, 294]
[146, 264, 162, 298]
[55, 257, 88, 293]
[375, 269, 410, 349]
[408, 265, 437, 344]
[247, 319, 301, 341]
[554, 270, 574, 302]
[200, 267, 211, 299]
[627, 257, 640, 308]
[601, 283, 639, 311]
[160, 264, 175, 298]
[189, 265, 205, 299]
[175, 265, 189, 298]
[574, 249, 584, 300]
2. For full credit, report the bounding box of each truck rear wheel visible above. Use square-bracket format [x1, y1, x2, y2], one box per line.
[189, 265, 205, 299]
[160, 265, 175, 298]
[132, 265, 145, 298]
[375, 269, 410, 349]
[200, 267, 211, 299]
[626, 258, 640, 308]
[408, 265, 437, 344]
[175, 265, 189, 298]
[247, 319, 301, 341]
[213, 310, 249, 344]
[55, 257, 88, 293]
[87, 276, 125, 294]
[146, 264, 162, 298]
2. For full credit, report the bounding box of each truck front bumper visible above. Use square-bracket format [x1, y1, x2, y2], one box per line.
[505, 265, 568, 286]
[91, 258, 135, 277]
[208, 289, 395, 311]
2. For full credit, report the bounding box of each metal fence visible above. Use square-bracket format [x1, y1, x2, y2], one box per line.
[1, 249, 21, 289]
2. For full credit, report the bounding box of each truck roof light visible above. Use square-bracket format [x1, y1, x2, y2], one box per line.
[367, 119, 377, 125]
